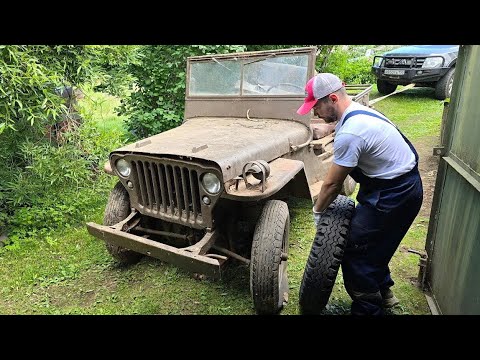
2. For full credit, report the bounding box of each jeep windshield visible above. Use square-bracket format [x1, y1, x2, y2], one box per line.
[187, 52, 309, 97]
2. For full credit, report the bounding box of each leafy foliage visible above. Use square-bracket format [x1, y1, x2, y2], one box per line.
[0, 46, 135, 234]
[0, 46, 64, 134]
[119, 45, 247, 140]
[89, 45, 141, 97]
[323, 46, 376, 84]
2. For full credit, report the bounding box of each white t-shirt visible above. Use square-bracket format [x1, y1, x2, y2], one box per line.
[333, 101, 416, 179]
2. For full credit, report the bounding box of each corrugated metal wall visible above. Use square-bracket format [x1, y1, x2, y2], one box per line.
[426, 45, 480, 314]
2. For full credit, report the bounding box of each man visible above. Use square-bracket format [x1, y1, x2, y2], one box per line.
[297, 73, 423, 315]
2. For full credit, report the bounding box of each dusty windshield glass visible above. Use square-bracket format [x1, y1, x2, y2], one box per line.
[189, 54, 309, 96]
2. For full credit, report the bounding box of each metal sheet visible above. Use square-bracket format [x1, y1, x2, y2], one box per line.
[115, 117, 309, 183]
[426, 45, 480, 314]
[429, 167, 480, 314]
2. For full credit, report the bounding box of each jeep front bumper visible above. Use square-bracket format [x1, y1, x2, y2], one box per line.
[86, 221, 226, 279]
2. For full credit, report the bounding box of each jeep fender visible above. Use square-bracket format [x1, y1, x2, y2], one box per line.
[223, 158, 309, 201]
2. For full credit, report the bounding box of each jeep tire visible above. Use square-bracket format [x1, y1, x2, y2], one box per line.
[250, 200, 289, 315]
[103, 182, 143, 265]
[299, 195, 355, 314]
[377, 79, 397, 95]
[435, 68, 455, 100]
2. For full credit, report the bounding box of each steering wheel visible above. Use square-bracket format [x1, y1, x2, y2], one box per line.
[266, 82, 304, 93]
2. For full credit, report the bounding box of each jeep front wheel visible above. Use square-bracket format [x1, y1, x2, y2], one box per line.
[299, 195, 355, 314]
[103, 182, 143, 265]
[250, 200, 289, 315]
[377, 80, 397, 95]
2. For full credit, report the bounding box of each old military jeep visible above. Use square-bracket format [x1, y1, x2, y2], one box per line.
[86, 47, 371, 315]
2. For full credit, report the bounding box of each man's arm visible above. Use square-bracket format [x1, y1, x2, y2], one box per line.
[313, 163, 354, 213]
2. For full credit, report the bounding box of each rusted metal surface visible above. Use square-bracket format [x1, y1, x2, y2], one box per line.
[87, 222, 225, 279]
[110, 154, 222, 229]
[185, 99, 312, 126]
[212, 245, 250, 265]
[345, 84, 373, 106]
[103, 160, 113, 175]
[115, 117, 309, 183]
[224, 158, 305, 201]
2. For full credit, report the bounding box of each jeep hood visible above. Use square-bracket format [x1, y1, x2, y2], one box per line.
[115, 117, 310, 181]
[385, 45, 459, 56]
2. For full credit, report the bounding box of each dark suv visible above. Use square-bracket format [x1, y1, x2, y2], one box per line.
[372, 45, 459, 100]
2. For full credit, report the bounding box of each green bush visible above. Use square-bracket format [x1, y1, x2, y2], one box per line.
[119, 45, 248, 140]
[0, 46, 135, 236]
[1, 90, 126, 239]
[324, 48, 376, 84]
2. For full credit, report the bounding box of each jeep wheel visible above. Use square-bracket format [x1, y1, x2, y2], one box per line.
[299, 195, 355, 314]
[103, 182, 143, 265]
[435, 68, 455, 100]
[377, 80, 397, 95]
[340, 175, 357, 196]
[250, 200, 289, 315]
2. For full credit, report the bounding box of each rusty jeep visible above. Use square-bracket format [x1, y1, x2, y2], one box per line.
[86, 46, 372, 314]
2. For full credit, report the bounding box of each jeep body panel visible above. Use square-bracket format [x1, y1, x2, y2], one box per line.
[87, 46, 372, 304]
[114, 116, 310, 183]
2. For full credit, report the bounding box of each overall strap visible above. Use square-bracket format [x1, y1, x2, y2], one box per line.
[341, 110, 418, 163]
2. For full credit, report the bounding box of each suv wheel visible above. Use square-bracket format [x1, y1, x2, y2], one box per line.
[103, 182, 144, 265]
[299, 195, 355, 314]
[435, 68, 455, 100]
[377, 79, 397, 95]
[250, 200, 289, 315]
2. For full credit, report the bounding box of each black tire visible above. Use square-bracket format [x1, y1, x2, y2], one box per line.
[435, 68, 455, 100]
[377, 79, 397, 95]
[340, 175, 357, 196]
[299, 195, 355, 314]
[103, 182, 143, 265]
[250, 200, 289, 315]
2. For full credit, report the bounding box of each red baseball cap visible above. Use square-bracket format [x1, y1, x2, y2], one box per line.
[296, 77, 317, 116]
[297, 73, 344, 115]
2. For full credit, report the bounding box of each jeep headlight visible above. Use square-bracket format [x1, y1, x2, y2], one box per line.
[422, 57, 443, 69]
[116, 159, 131, 177]
[202, 173, 221, 195]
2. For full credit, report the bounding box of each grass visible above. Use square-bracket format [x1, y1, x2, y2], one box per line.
[371, 85, 444, 140]
[77, 87, 128, 135]
[0, 85, 443, 315]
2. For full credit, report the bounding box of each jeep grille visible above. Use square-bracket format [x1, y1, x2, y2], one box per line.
[130, 159, 205, 226]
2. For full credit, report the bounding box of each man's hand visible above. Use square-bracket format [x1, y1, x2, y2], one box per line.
[313, 207, 326, 228]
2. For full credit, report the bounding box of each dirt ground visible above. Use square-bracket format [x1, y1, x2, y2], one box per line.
[413, 137, 440, 218]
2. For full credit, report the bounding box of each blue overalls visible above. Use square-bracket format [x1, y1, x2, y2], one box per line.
[339, 110, 423, 315]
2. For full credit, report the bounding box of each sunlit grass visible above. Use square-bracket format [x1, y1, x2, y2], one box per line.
[77, 87, 127, 135]
[370, 86, 444, 140]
